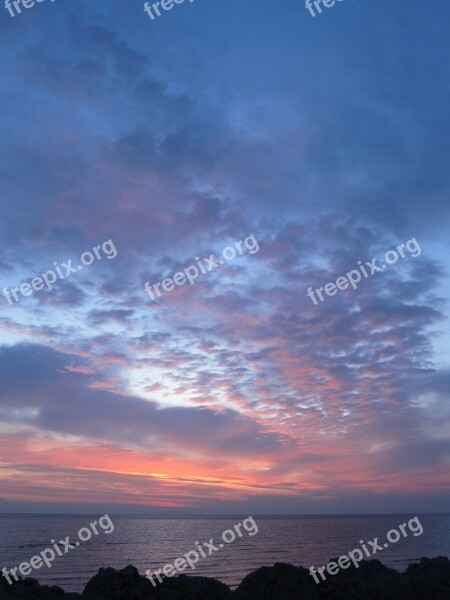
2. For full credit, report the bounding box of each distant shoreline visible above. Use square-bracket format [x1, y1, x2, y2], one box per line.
[1, 512, 450, 517]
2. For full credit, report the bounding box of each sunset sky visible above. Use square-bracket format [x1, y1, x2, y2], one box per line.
[0, 0, 449, 514]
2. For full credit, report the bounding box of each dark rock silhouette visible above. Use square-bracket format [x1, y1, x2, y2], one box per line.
[82, 565, 232, 600]
[1, 557, 449, 599]
[234, 563, 318, 599]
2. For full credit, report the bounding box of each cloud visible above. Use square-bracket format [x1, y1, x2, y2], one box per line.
[0, 0, 449, 512]
[0, 344, 285, 458]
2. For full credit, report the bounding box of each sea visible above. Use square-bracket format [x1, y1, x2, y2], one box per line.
[0, 514, 449, 593]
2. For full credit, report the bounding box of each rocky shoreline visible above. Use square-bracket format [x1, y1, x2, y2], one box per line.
[1, 556, 449, 599]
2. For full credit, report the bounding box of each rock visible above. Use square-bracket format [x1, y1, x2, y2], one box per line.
[82, 565, 155, 599]
[0, 575, 81, 599]
[154, 574, 232, 599]
[397, 556, 450, 600]
[233, 563, 320, 599]
[82, 565, 232, 599]
[315, 558, 401, 599]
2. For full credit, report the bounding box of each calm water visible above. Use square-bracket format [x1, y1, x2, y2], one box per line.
[0, 514, 449, 592]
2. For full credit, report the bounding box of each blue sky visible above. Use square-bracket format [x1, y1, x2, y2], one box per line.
[0, 0, 449, 513]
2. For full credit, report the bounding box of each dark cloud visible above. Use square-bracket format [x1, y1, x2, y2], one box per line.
[0, 344, 284, 456]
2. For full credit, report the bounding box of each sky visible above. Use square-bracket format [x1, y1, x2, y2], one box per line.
[0, 0, 449, 514]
